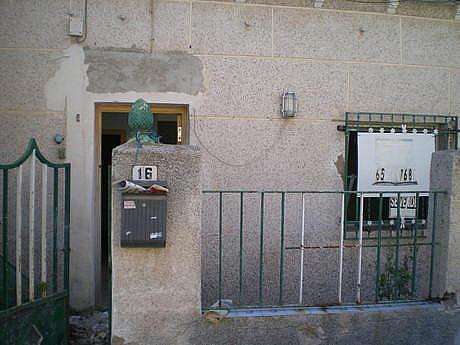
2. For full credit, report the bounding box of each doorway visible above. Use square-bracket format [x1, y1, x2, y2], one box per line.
[96, 103, 188, 306]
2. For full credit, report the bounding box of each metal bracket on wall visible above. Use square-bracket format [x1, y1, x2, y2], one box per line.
[177, 126, 182, 144]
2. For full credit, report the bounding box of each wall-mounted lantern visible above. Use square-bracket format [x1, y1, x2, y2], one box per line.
[280, 91, 298, 118]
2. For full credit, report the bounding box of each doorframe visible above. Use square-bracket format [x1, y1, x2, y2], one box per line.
[96, 103, 188, 164]
[94, 102, 188, 305]
[95, 101, 189, 179]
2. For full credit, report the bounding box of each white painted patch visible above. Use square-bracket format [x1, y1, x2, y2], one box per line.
[45, 45, 87, 113]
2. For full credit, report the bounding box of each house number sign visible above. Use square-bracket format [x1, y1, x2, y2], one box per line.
[132, 165, 157, 181]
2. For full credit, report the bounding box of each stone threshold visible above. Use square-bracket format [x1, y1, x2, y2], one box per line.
[204, 301, 446, 319]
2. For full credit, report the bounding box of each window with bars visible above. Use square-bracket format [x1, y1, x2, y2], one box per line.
[340, 112, 458, 239]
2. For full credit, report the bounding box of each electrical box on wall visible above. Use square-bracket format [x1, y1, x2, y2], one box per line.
[120, 181, 168, 247]
[68, 16, 84, 37]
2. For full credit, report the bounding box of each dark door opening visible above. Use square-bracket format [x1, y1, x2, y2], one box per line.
[100, 133, 122, 306]
[98, 105, 187, 307]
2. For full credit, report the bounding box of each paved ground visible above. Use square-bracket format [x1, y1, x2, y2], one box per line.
[69, 310, 108, 345]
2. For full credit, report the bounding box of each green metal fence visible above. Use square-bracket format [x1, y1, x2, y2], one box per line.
[0, 139, 70, 344]
[202, 190, 444, 310]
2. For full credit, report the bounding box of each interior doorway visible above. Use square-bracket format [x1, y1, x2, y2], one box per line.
[96, 103, 188, 306]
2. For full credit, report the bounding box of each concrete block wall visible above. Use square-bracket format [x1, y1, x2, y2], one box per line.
[109, 144, 460, 345]
[430, 150, 460, 299]
[1, 0, 459, 308]
[111, 143, 202, 344]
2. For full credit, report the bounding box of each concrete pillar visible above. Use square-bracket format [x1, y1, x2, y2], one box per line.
[430, 150, 460, 301]
[111, 143, 202, 345]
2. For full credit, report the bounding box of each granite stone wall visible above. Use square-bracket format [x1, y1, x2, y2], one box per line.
[111, 143, 202, 344]
[430, 150, 460, 300]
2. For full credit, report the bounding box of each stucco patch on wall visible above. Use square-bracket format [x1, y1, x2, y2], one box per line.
[0, 50, 63, 112]
[84, 48, 204, 95]
[45, 45, 87, 113]
[334, 153, 345, 180]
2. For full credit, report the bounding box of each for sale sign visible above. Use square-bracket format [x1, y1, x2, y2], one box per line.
[357, 132, 435, 195]
[389, 194, 417, 218]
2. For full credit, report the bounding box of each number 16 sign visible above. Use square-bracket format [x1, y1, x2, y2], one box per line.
[132, 165, 157, 181]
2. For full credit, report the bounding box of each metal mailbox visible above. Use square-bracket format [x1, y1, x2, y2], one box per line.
[120, 186, 168, 248]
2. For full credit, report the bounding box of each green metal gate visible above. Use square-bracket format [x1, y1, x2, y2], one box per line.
[0, 139, 70, 344]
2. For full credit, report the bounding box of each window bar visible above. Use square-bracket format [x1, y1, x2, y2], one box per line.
[455, 117, 458, 150]
[344, 175, 356, 241]
[41, 164, 47, 296]
[395, 192, 401, 298]
[218, 192, 223, 308]
[355, 191, 359, 239]
[278, 192, 285, 305]
[2, 169, 9, 310]
[338, 193, 345, 304]
[366, 197, 371, 239]
[375, 193, 383, 303]
[238, 192, 244, 306]
[29, 151, 36, 302]
[52, 168, 59, 293]
[343, 129, 350, 241]
[357, 115, 361, 136]
[258, 192, 265, 305]
[356, 192, 364, 304]
[16, 166, 22, 305]
[299, 193, 306, 304]
[428, 193, 437, 299]
[411, 192, 419, 297]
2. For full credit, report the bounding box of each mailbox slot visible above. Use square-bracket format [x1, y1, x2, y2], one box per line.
[121, 193, 167, 247]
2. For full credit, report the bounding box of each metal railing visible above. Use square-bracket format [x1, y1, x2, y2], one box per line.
[0, 139, 70, 310]
[201, 190, 444, 310]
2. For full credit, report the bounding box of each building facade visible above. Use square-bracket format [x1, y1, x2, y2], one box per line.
[1, 0, 459, 310]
